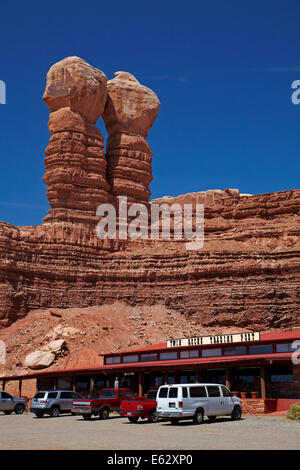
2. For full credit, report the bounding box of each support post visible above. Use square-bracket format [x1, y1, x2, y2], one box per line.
[196, 370, 200, 383]
[19, 379, 22, 397]
[138, 372, 143, 397]
[226, 368, 231, 390]
[260, 364, 266, 399]
[164, 372, 168, 385]
[2, 380, 5, 391]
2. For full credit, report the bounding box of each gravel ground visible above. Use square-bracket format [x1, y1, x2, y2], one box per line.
[0, 412, 299, 450]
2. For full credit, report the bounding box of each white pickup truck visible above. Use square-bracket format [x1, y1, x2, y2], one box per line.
[156, 383, 242, 424]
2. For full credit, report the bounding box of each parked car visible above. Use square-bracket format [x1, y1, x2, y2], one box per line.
[30, 390, 85, 418]
[156, 383, 242, 425]
[72, 388, 135, 420]
[119, 389, 158, 423]
[0, 391, 27, 415]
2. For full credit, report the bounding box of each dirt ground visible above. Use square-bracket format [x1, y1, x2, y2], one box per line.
[0, 412, 299, 450]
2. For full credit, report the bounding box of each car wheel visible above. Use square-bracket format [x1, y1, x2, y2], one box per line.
[170, 418, 179, 425]
[128, 417, 139, 423]
[148, 410, 158, 423]
[100, 408, 109, 420]
[193, 410, 204, 425]
[82, 414, 92, 420]
[50, 406, 60, 417]
[208, 416, 216, 421]
[231, 406, 242, 421]
[4, 411, 12, 415]
[35, 412, 44, 418]
[14, 404, 25, 415]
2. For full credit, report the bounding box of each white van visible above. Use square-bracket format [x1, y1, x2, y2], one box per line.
[156, 383, 242, 425]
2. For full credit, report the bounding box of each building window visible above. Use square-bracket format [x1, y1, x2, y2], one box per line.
[154, 372, 165, 387]
[140, 353, 158, 362]
[75, 376, 90, 395]
[105, 356, 121, 365]
[276, 343, 294, 353]
[122, 354, 139, 363]
[223, 346, 247, 356]
[249, 344, 273, 355]
[202, 348, 222, 358]
[160, 351, 178, 360]
[167, 373, 176, 384]
[233, 367, 260, 384]
[203, 369, 226, 384]
[179, 371, 196, 384]
[179, 350, 199, 359]
[267, 365, 294, 383]
[57, 376, 72, 390]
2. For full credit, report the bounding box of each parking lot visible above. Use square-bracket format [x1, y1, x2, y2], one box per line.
[0, 413, 299, 450]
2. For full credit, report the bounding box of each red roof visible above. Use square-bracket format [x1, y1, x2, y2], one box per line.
[102, 329, 300, 357]
[1, 329, 299, 382]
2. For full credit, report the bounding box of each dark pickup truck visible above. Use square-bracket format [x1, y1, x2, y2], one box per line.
[72, 388, 135, 420]
[119, 390, 158, 423]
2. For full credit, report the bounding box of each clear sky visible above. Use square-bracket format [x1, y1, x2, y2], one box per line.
[1, 0, 300, 226]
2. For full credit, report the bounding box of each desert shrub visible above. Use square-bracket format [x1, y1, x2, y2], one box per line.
[286, 402, 300, 420]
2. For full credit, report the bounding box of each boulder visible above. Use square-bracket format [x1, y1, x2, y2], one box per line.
[24, 351, 55, 370]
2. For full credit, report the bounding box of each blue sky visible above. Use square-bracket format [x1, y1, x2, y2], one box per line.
[1, 0, 300, 226]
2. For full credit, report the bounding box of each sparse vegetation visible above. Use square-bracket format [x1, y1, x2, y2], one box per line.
[286, 402, 300, 420]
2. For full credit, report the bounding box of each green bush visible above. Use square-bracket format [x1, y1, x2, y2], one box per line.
[286, 402, 300, 420]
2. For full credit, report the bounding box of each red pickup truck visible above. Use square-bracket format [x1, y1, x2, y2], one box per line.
[119, 390, 158, 423]
[72, 388, 135, 420]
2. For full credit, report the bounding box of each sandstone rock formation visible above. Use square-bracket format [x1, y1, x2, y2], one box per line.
[43, 57, 110, 224]
[103, 72, 160, 205]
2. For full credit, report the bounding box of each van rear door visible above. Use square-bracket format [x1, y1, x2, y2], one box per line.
[157, 386, 169, 411]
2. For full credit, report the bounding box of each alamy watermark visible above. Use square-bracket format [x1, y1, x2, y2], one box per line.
[96, 196, 204, 251]
[0, 80, 6, 105]
[292, 340, 300, 365]
[0, 340, 6, 364]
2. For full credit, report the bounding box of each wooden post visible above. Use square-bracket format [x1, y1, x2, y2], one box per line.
[72, 376, 76, 392]
[19, 379, 22, 397]
[226, 368, 231, 390]
[260, 364, 266, 399]
[164, 372, 168, 385]
[196, 370, 200, 383]
[138, 372, 143, 396]
[2, 380, 5, 391]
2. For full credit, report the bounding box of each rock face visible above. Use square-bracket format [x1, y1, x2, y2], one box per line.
[103, 72, 160, 205]
[43, 57, 110, 224]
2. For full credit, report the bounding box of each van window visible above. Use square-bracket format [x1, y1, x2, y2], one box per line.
[47, 392, 58, 399]
[221, 386, 231, 397]
[158, 387, 168, 398]
[169, 387, 178, 398]
[182, 387, 188, 398]
[207, 386, 220, 397]
[189, 386, 207, 398]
